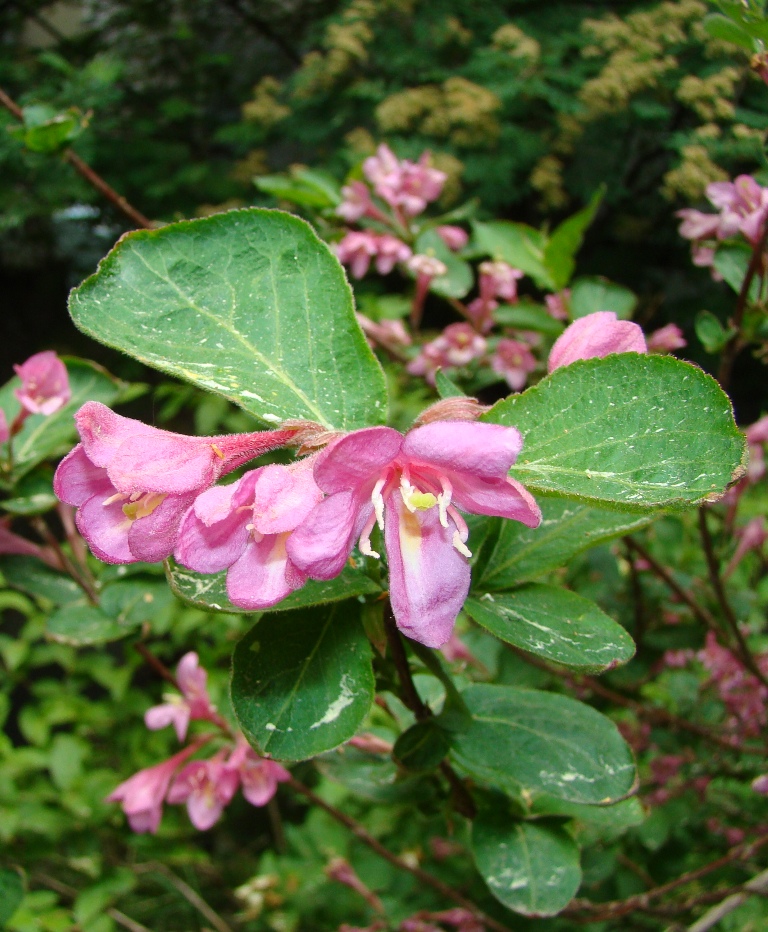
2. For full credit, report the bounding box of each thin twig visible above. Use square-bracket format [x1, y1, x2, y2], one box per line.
[266, 795, 287, 855]
[625, 540, 647, 648]
[383, 602, 476, 817]
[697, 507, 768, 688]
[0, 87, 153, 230]
[564, 831, 768, 920]
[287, 777, 514, 932]
[30, 515, 99, 604]
[134, 643, 178, 687]
[134, 862, 233, 932]
[624, 536, 720, 631]
[681, 867, 768, 931]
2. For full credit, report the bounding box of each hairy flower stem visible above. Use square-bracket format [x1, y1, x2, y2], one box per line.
[287, 776, 513, 932]
[697, 507, 768, 689]
[383, 601, 476, 818]
[0, 87, 153, 231]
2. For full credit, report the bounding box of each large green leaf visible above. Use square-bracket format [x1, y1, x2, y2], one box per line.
[69, 209, 387, 429]
[472, 813, 581, 917]
[231, 602, 374, 761]
[0, 358, 127, 481]
[465, 584, 635, 672]
[471, 498, 652, 589]
[470, 221, 555, 290]
[0, 869, 24, 926]
[569, 277, 637, 320]
[166, 559, 380, 613]
[0, 555, 83, 606]
[484, 355, 746, 508]
[542, 188, 603, 291]
[450, 685, 636, 804]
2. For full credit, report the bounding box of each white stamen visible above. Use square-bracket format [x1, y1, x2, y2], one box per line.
[452, 531, 472, 558]
[102, 492, 127, 507]
[358, 510, 380, 559]
[399, 474, 417, 513]
[437, 476, 453, 528]
[371, 477, 387, 530]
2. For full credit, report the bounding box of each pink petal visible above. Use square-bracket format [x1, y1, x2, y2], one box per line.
[240, 757, 290, 807]
[145, 703, 190, 742]
[13, 351, 70, 415]
[449, 475, 541, 527]
[286, 491, 369, 580]
[226, 533, 300, 610]
[384, 493, 470, 648]
[53, 445, 113, 507]
[548, 311, 647, 373]
[175, 502, 250, 573]
[251, 463, 323, 535]
[187, 792, 225, 831]
[76, 493, 136, 564]
[107, 433, 216, 496]
[313, 427, 402, 493]
[176, 652, 208, 699]
[404, 421, 523, 480]
[127, 494, 195, 563]
[75, 402, 147, 468]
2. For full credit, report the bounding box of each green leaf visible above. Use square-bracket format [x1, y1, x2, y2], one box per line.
[414, 229, 473, 299]
[465, 585, 635, 672]
[256, 169, 341, 209]
[484, 354, 746, 508]
[0, 556, 83, 606]
[713, 244, 761, 301]
[435, 369, 465, 398]
[1, 469, 57, 515]
[472, 814, 581, 917]
[166, 558, 380, 613]
[231, 602, 375, 761]
[471, 499, 653, 589]
[0, 869, 24, 926]
[703, 13, 756, 50]
[471, 221, 555, 290]
[543, 188, 603, 290]
[393, 720, 450, 772]
[0, 358, 126, 481]
[17, 105, 84, 153]
[69, 209, 387, 429]
[493, 300, 565, 337]
[47, 603, 126, 645]
[569, 277, 638, 320]
[451, 684, 636, 804]
[695, 310, 735, 354]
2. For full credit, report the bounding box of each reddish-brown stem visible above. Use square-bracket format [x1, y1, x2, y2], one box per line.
[134, 643, 178, 687]
[0, 87, 153, 230]
[698, 507, 768, 689]
[30, 515, 99, 604]
[287, 776, 513, 932]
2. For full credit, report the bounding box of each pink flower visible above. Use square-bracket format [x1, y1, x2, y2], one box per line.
[107, 743, 200, 833]
[336, 231, 412, 278]
[676, 208, 721, 242]
[337, 181, 374, 222]
[464, 297, 497, 334]
[489, 339, 537, 391]
[706, 175, 768, 244]
[145, 652, 218, 741]
[724, 516, 767, 579]
[407, 324, 487, 384]
[175, 459, 322, 610]
[478, 261, 525, 303]
[0, 410, 8, 444]
[363, 144, 446, 216]
[436, 226, 469, 251]
[647, 323, 686, 353]
[348, 733, 394, 754]
[167, 753, 240, 830]
[407, 254, 449, 326]
[356, 314, 412, 353]
[13, 351, 70, 416]
[53, 401, 297, 564]
[547, 311, 647, 373]
[226, 737, 290, 807]
[545, 291, 570, 321]
[752, 774, 768, 795]
[287, 421, 541, 647]
[0, 521, 60, 568]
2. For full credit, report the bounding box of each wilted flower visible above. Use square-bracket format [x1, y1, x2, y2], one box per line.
[548, 311, 647, 372]
[145, 652, 219, 741]
[13, 350, 71, 417]
[53, 401, 297, 564]
[175, 459, 322, 610]
[287, 421, 540, 647]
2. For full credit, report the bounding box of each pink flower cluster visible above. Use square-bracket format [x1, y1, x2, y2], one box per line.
[54, 400, 540, 647]
[361, 144, 447, 218]
[677, 174, 768, 271]
[1, 351, 71, 444]
[107, 652, 289, 833]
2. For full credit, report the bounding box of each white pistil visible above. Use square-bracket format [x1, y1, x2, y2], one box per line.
[358, 510, 380, 559]
[371, 477, 387, 530]
[437, 476, 452, 528]
[102, 492, 128, 507]
[452, 531, 472, 559]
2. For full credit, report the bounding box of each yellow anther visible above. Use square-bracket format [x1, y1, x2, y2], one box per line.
[211, 443, 225, 459]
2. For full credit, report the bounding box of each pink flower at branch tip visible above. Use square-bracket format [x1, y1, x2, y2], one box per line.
[706, 175, 768, 245]
[13, 351, 71, 417]
[478, 261, 525, 304]
[167, 753, 240, 831]
[225, 736, 291, 807]
[363, 144, 447, 216]
[547, 311, 647, 373]
[545, 291, 571, 321]
[53, 401, 298, 564]
[106, 742, 201, 834]
[489, 339, 537, 391]
[435, 225, 469, 251]
[144, 652, 218, 741]
[287, 420, 540, 647]
[647, 323, 686, 353]
[356, 314, 412, 353]
[336, 180, 374, 222]
[407, 324, 487, 384]
[175, 458, 322, 610]
[336, 231, 412, 279]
